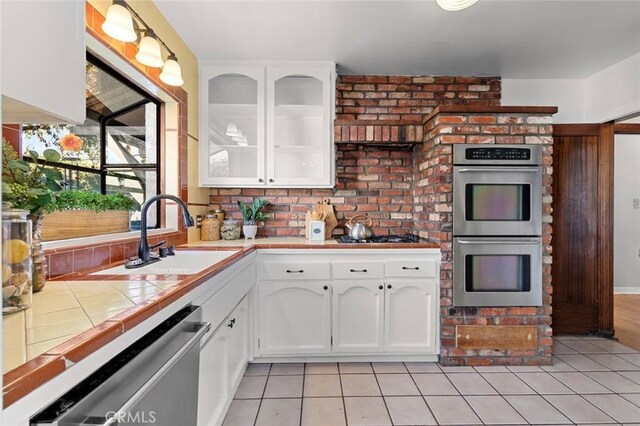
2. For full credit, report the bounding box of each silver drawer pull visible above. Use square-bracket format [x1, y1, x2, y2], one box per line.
[350, 269, 368, 273]
[402, 266, 420, 270]
[286, 269, 304, 273]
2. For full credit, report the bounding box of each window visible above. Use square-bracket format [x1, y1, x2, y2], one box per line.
[22, 54, 161, 229]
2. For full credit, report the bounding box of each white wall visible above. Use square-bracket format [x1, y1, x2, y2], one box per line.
[584, 52, 640, 123]
[502, 53, 640, 124]
[501, 79, 585, 123]
[614, 134, 640, 294]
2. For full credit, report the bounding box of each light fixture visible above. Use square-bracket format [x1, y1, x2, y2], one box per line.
[436, 0, 478, 11]
[225, 123, 240, 137]
[102, 1, 137, 42]
[102, 1, 185, 86]
[135, 31, 164, 68]
[232, 131, 245, 143]
[236, 136, 249, 147]
[160, 54, 184, 86]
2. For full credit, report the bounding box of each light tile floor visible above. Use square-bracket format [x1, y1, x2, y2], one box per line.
[223, 336, 640, 425]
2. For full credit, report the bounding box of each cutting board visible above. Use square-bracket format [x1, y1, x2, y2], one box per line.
[304, 199, 338, 239]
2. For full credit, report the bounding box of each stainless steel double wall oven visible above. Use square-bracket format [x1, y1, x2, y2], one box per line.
[453, 144, 543, 307]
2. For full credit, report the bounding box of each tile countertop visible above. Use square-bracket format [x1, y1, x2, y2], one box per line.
[2, 237, 439, 407]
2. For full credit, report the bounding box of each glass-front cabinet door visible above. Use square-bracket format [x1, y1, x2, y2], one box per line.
[199, 66, 265, 186]
[266, 66, 333, 187]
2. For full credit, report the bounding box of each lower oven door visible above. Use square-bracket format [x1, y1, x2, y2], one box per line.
[453, 237, 542, 307]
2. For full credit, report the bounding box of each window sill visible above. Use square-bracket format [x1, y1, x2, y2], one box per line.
[43, 228, 178, 252]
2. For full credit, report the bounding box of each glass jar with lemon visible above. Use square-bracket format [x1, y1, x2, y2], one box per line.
[2, 206, 33, 314]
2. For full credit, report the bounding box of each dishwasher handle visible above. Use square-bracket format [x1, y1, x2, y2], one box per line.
[70, 321, 210, 426]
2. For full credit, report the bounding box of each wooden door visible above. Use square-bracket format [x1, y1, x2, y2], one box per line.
[552, 124, 614, 335]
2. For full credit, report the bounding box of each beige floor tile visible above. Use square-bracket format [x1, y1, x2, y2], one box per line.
[465, 395, 527, 424]
[583, 394, 640, 423]
[305, 362, 338, 375]
[586, 371, 640, 393]
[376, 373, 420, 396]
[589, 339, 638, 354]
[341, 374, 381, 397]
[301, 398, 345, 426]
[622, 393, 640, 408]
[481, 372, 535, 395]
[385, 396, 437, 425]
[245, 363, 271, 376]
[235, 375, 268, 399]
[447, 372, 497, 395]
[621, 371, 640, 385]
[553, 341, 579, 354]
[588, 354, 640, 371]
[620, 354, 640, 367]
[3, 347, 26, 373]
[26, 316, 92, 344]
[405, 362, 441, 373]
[563, 339, 610, 354]
[269, 363, 304, 375]
[516, 372, 575, 394]
[26, 335, 78, 360]
[264, 375, 303, 398]
[544, 394, 616, 424]
[303, 374, 341, 397]
[550, 372, 614, 394]
[222, 399, 260, 426]
[504, 395, 572, 424]
[424, 396, 482, 425]
[556, 354, 611, 372]
[507, 365, 544, 372]
[255, 398, 301, 426]
[372, 362, 407, 373]
[26, 307, 87, 329]
[542, 356, 578, 372]
[439, 365, 476, 373]
[413, 373, 459, 395]
[339, 362, 372, 374]
[344, 397, 391, 426]
[474, 365, 510, 372]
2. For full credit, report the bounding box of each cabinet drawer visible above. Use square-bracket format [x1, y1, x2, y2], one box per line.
[332, 261, 384, 279]
[386, 260, 437, 278]
[259, 262, 331, 280]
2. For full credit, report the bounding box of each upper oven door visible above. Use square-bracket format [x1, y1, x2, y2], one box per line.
[453, 165, 542, 236]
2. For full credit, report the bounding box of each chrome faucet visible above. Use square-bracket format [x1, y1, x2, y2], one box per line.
[125, 194, 195, 268]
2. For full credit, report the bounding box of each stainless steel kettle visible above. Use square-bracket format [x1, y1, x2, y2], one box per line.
[346, 214, 374, 240]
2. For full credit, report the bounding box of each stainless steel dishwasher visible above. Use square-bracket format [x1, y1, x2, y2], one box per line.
[31, 305, 210, 426]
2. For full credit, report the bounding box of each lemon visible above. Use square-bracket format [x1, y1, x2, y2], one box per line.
[3, 239, 30, 264]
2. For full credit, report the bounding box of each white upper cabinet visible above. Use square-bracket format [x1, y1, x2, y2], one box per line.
[1, 1, 86, 124]
[200, 62, 335, 188]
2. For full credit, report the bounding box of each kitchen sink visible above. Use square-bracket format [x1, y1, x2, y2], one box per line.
[94, 250, 239, 275]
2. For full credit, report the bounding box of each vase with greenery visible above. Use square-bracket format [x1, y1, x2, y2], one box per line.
[237, 198, 269, 239]
[2, 139, 63, 292]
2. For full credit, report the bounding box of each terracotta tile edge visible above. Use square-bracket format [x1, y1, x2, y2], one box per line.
[3, 355, 66, 408]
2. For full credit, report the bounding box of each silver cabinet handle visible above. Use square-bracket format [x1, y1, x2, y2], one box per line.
[286, 269, 304, 273]
[72, 321, 211, 426]
[350, 269, 368, 273]
[402, 266, 420, 270]
[456, 167, 540, 173]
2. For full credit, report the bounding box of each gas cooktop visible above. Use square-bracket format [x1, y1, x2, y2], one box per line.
[336, 234, 423, 244]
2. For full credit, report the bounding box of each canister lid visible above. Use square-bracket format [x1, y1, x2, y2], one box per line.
[2, 203, 29, 220]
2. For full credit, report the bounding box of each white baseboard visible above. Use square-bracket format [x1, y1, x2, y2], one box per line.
[614, 287, 640, 294]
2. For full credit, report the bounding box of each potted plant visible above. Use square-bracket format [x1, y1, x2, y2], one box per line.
[237, 198, 269, 239]
[2, 139, 63, 291]
[41, 190, 137, 241]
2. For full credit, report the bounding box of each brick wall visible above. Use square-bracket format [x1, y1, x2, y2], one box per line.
[414, 107, 554, 366]
[210, 75, 501, 237]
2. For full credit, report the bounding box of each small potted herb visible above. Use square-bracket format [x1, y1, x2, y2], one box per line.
[42, 190, 137, 241]
[237, 198, 269, 239]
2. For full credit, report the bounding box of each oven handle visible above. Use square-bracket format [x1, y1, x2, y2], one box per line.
[70, 321, 211, 426]
[456, 167, 540, 173]
[457, 239, 541, 245]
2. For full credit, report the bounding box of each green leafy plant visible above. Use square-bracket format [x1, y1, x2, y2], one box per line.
[2, 138, 63, 215]
[44, 190, 137, 213]
[237, 198, 269, 225]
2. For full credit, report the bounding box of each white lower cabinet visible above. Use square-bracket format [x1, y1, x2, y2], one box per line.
[384, 280, 438, 353]
[259, 281, 332, 355]
[332, 281, 384, 352]
[227, 297, 250, 387]
[198, 324, 229, 426]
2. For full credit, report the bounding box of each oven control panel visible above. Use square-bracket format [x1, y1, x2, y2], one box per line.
[465, 147, 531, 161]
[454, 144, 542, 165]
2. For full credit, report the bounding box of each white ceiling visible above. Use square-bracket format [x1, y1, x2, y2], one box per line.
[155, 0, 640, 78]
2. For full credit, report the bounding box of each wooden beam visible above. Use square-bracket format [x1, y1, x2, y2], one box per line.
[615, 123, 640, 134]
[553, 124, 601, 136]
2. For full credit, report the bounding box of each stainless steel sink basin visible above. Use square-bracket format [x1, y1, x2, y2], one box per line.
[94, 250, 239, 275]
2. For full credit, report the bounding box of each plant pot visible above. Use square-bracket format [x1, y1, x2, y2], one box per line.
[41, 210, 131, 241]
[243, 225, 258, 240]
